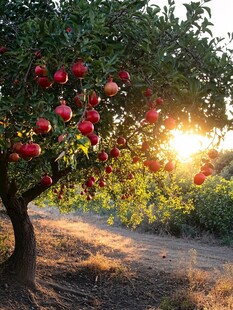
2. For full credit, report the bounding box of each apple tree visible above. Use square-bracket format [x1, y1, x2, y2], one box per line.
[0, 0, 233, 286]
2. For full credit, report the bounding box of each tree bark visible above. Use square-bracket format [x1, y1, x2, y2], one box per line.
[1, 197, 36, 287]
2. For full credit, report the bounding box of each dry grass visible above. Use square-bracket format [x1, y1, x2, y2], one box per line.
[78, 251, 131, 280]
[160, 258, 233, 310]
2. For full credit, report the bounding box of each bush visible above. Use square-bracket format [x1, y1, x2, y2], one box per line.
[190, 176, 233, 237]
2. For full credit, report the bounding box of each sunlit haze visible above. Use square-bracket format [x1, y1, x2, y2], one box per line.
[170, 131, 210, 161]
[170, 130, 233, 162]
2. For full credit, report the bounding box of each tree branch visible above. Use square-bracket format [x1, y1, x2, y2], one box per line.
[0, 152, 9, 199]
[22, 165, 72, 205]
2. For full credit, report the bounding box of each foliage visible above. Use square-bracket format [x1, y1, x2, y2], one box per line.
[213, 150, 233, 178]
[0, 0, 232, 197]
[190, 176, 233, 237]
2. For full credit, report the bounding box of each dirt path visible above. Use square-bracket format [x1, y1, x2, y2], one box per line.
[29, 204, 233, 274]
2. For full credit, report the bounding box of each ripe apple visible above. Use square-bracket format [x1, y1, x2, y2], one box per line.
[0, 46, 7, 54]
[20, 143, 41, 158]
[86, 178, 94, 187]
[12, 141, 23, 153]
[143, 159, 151, 167]
[128, 172, 134, 180]
[207, 149, 218, 159]
[99, 180, 106, 187]
[74, 93, 84, 107]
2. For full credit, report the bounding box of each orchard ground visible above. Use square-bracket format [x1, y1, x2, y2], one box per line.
[0, 205, 233, 310]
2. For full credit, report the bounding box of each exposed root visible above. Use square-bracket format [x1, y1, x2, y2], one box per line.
[39, 279, 94, 300]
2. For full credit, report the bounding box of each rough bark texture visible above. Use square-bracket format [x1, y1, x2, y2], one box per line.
[0, 153, 71, 286]
[1, 197, 36, 287]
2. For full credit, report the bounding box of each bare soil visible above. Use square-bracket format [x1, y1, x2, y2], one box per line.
[0, 204, 233, 310]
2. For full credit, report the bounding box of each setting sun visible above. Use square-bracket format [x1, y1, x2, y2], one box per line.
[170, 131, 210, 162]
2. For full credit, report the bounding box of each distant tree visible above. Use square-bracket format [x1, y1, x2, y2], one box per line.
[214, 150, 233, 177]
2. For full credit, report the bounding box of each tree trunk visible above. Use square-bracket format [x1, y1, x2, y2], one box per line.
[2, 197, 36, 287]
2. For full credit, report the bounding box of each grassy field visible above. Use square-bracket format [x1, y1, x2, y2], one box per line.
[0, 205, 232, 310]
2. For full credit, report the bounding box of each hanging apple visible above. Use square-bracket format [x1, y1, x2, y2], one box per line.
[105, 166, 113, 173]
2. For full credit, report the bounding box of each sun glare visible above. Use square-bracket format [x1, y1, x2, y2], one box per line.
[170, 131, 210, 162]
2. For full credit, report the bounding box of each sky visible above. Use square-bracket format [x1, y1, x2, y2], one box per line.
[150, 0, 233, 150]
[150, 0, 232, 40]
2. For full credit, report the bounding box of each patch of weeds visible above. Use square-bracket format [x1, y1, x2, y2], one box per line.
[0, 232, 10, 262]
